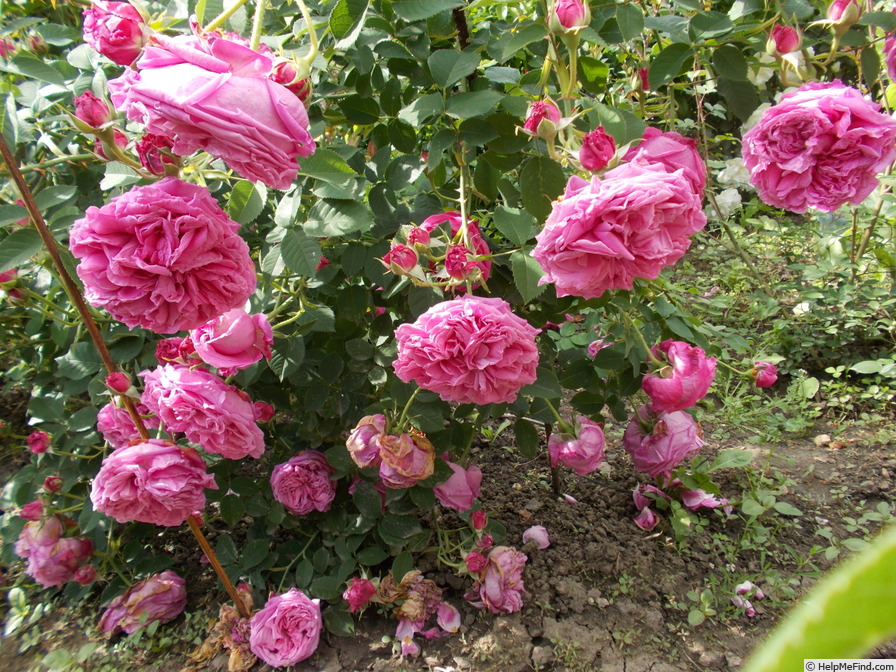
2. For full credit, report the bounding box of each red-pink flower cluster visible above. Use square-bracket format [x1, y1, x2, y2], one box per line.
[14, 515, 94, 588]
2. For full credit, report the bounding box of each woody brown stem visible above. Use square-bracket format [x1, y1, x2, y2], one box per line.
[188, 515, 251, 619]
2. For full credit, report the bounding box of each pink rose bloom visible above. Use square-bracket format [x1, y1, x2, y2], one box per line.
[383, 244, 418, 275]
[378, 432, 435, 489]
[191, 309, 273, 374]
[343, 578, 376, 613]
[642, 340, 717, 412]
[886, 37, 896, 82]
[99, 571, 186, 634]
[681, 489, 727, 511]
[522, 100, 562, 138]
[522, 525, 550, 550]
[420, 212, 491, 291]
[434, 460, 482, 512]
[552, 0, 590, 31]
[742, 81, 896, 213]
[15, 515, 93, 588]
[254, 401, 275, 422]
[82, 1, 146, 66]
[270, 450, 336, 515]
[444, 245, 482, 283]
[135, 133, 176, 175]
[74, 90, 113, 128]
[393, 296, 539, 405]
[752, 361, 778, 388]
[69, 178, 256, 334]
[623, 127, 706, 194]
[548, 415, 606, 476]
[96, 401, 159, 449]
[249, 588, 322, 667]
[20, 500, 43, 521]
[533, 163, 706, 299]
[140, 364, 266, 460]
[90, 439, 217, 526]
[346, 414, 387, 468]
[767, 25, 801, 55]
[476, 546, 527, 614]
[579, 127, 615, 171]
[633, 508, 660, 531]
[26, 430, 50, 454]
[623, 404, 705, 479]
[109, 32, 315, 190]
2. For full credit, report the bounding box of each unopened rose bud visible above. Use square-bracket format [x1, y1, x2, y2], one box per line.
[579, 126, 615, 172]
[752, 361, 778, 388]
[316, 256, 330, 270]
[827, 0, 861, 37]
[464, 551, 487, 573]
[549, 0, 591, 34]
[93, 129, 128, 160]
[406, 227, 431, 251]
[382, 244, 418, 275]
[766, 25, 801, 56]
[82, 1, 147, 66]
[43, 475, 63, 493]
[105, 372, 131, 394]
[75, 565, 97, 584]
[136, 133, 176, 175]
[0, 39, 15, 60]
[270, 59, 312, 102]
[471, 510, 487, 530]
[20, 499, 43, 521]
[254, 401, 275, 422]
[28, 35, 47, 56]
[27, 430, 50, 454]
[74, 91, 113, 128]
[522, 100, 562, 140]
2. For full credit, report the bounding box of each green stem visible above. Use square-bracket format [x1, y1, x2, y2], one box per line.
[0, 153, 94, 175]
[204, 0, 253, 32]
[250, 0, 268, 51]
[716, 358, 753, 378]
[294, 0, 319, 66]
[622, 312, 660, 364]
[542, 398, 566, 427]
[395, 387, 422, 433]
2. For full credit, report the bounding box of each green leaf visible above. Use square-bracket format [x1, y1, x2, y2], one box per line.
[493, 206, 535, 247]
[707, 449, 754, 472]
[648, 43, 693, 90]
[339, 95, 380, 125]
[1, 94, 17, 148]
[220, 495, 244, 527]
[239, 539, 269, 571]
[268, 337, 305, 381]
[330, 0, 369, 39]
[398, 93, 444, 126]
[353, 481, 384, 520]
[391, 0, 463, 22]
[857, 11, 896, 32]
[305, 200, 373, 237]
[510, 249, 546, 303]
[428, 49, 480, 88]
[495, 23, 547, 62]
[861, 47, 881, 87]
[797, 376, 820, 399]
[299, 148, 357, 185]
[379, 514, 422, 544]
[773, 501, 803, 517]
[55, 342, 103, 379]
[356, 546, 388, 565]
[741, 498, 767, 517]
[281, 228, 322, 276]
[323, 606, 356, 636]
[294, 559, 313, 588]
[0, 229, 42, 272]
[579, 56, 610, 95]
[445, 90, 504, 119]
[215, 535, 238, 566]
[391, 551, 414, 582]
[712, 45, 748, 81]
[226, 180, 266, 225]
[744, 524, 896, 671]
[688, 609, 706, 626]
[310, 575, 343, 601]
[514, 418, 539, 458]
[717, 78, 761, 122]
[688, 11, 733, 41]
[519, 156, 566, 221]
[520, 366, 562, 399]
[3, 55, 67, 86]
[34, 24, 79, 47]
[616, 5, 644, 41]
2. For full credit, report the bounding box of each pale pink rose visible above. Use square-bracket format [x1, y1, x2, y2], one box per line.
[437, 603, 461, 633]
[82, 1, 146, 66]
[767, 25, 801, 55]
[434, 460, 482, 512]
[343, 578, 376, 613]
[681, 489, 727, 511]
[476, 546, 527, 614]
[270, 450, 336, 515]
[742, 81, 896, 213]
[393, 296, 539, 405]
[736, 580, 766, 600]
[623, 404, 705, 479]
[548, 415, 606, 475]
[623, 127, 706, 194]
[579, 126, 615, 171]
[633, 483, 671, 511]
[109, 32, 315, 190]
[20, 500, 43, 521]
[383, 244, 418, 275]
[191, 309, 273, 373]
[522, 100, 562, 138]
[26, 430, 50, 454]
[522, 525, 550, 550]
[346, 414, 387, 469]
[14, 515, 94, 587]
[633, 508, 660, 531]
[99, 571, 186, 634]
[74, 90, 113, 127]
[731, 595, 757, 618]
[420, 212, 491, 291]
[552, 0, 590, 31]
[90, 439, 217, 526]
[588, 338, 612, 358]
[641, 340, 717, 412]
[249, 588, 322, 667]
[96, 402, 159, 449]
[378, 432, 435, 489]
[752, 361, 778, 388]
[69, 178, 256, 333]
[533, 163, 706, 299]
[140, 364, 265, 460]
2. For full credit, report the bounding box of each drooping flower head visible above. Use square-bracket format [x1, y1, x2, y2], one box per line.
[547, 415, 606, 475]
[99, 571, 187, 634]
[752, 361, 779, 388]
[14, 515, 94, 588]
[622, 404, 705, 479]
[641, 340, 717, 412]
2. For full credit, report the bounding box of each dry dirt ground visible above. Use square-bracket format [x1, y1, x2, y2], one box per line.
[1, 407, 895, 671]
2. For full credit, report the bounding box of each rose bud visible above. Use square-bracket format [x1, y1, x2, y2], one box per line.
[406, 227, 431, 251]
[579, 127, 615, 171]
[20, 500, 43, 521]
[105, 372, 131, 394]
[521, 100, 562, 140]
[827, 0, 861, 36]
[254, 401, 275, 422]
[549, 0, 591, 34]
[382, 244, 418, 275]
[270, 59, 312, 102]
[136, 133, 177, 175]
[343, 578, 376, 613]
[766, 25, 801, 56]
[752, 361, 778, 388]
[27, 431, 50, 454]
[471, 510, 487, 530]
[43, 475, 63, 493]
[74, 91, 113, 128]
[82, 1, 147, 66]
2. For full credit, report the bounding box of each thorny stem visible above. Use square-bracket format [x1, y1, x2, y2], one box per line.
[204, 0, 253, 32]
[250, 0, 268, 51]
[622, 312, 660, 365]
[0, 153, 94, 175]
[188, 515, 251, 619]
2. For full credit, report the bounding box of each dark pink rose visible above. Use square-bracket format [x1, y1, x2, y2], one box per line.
[99, 571, 186, 634]
[475, 546, 527, 614]
[642, 340, 717, 412]
[623, 404, 705, 479]
[75, 565, 97, 584]
[378, 432, 435, 489]
[90, 439, 217, 526]
[191, 309, 273, 373]
[14, 515, 93, 588]
[551, 0, 590, 31]
[316, 256, 330, 270]
[767, 25, 801, 55]
[465, 551, 487, 573]
[135, 133, 176, 175]
[383, 244, 418, 275]
[74, 91, 112, 128]
[43, 476, 63, 493]
[82, 1, 146, 66]
[109, 32, 315, 190]
[346, 414, 387, 468]
[522, 525, 550, 550]
[254, 401, 275, 422]
[471, 510, 487, 530]
[887, 37, 896, 82]
[343, 578, 376, 613]
[140, 364, 266, 460]
[270, 450, 336, 515]
[270, 59, 312, 101]
[420, 212, 491, 291]
[105, 372, 131, 394]
[522, 100, 562, 138]
[752, 361, 778, 388]
[406, 227, 431, 249]
[827, 0, 861, 31]
[249, 588, 322, 667]
[579, 127, 615, 171]
[27, 430, 50, 454]
[434, 460, 482, 512]
[533, 163, 706, 299]
[393, 296, 539, 405]
[96, 401, 159, 449]
[20, 500, 43, 521]
[623, 127, 706, 194]
[548, 415, 606, 475]
[69, 178, 256, 334]
[444, 245, 482, 283]
[742, 81, 896, 213]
